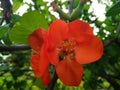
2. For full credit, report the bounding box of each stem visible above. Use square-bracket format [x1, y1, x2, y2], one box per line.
[47, 71, 58, 90]
[70, 1, 84, 21]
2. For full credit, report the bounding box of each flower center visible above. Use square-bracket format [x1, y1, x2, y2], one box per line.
[58, 38, 76, 60]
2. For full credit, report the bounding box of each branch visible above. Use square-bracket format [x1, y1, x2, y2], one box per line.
[104, 38, 118, 47]
[0, 44, 31, 52]
[68, 0, 73, 15]
[0, 0, 12, 25]
[115, 22, 120, 37]
[81, 0, 91, 4]
[104, 22, 120, 47]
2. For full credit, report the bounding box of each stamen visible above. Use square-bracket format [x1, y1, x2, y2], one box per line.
[69, 53, 75, 60]
[58, 38, 76, 60]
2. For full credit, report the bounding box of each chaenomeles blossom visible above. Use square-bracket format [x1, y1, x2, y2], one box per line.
[47, 19, 103, 86]
[28, 28, 50, 85]
[28, 19, 103, 86]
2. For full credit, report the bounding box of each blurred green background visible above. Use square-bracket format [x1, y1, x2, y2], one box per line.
[0, 0, 120, 90]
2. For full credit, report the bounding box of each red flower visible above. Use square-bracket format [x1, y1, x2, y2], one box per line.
[48, 20, 103, 86]
[28, 28, 50, 85]
[28, 19, 103, 86]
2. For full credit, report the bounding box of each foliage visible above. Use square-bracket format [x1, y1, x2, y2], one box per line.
[10, 10, 48, 44]
[0, 0, 120, 90]
[106, 0, 120, 16]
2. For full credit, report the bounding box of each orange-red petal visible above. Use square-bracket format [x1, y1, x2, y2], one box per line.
[75, 36, 103, 64]
[30, 54, 41, 78]
[28, 28, 47, 53]
[30, 44, 50, 77]
[56, 58, 84, 86]
[48, 19, 69, 48]
[48, 48, 59, 65]
[41, 70, 50, 86]
[68, 20, 93, 36]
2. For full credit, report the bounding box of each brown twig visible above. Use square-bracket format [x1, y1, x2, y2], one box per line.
[0, 0, 12, 25]
[0, 45, 31, 52]
[68, 0, 73, 15]
[104, 22, 120, 47]
[81, 0, 91, 4]
[115, 22, 120, 37]
[47, 71, 58, 90]
[104, 38, 118, 47]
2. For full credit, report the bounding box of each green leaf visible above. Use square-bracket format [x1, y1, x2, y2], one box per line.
[9, 10, 48, 44]
[73, 0, 80, 9]
[0, 56, 2, 60]
[2, 32, 12, 45]
[0, 26, 8, 38]
[83, 69, 91, 80]
[36, 0, 45, 6]
[33, 78, 46, 90]
[106, 0, 120, 16]
[0, 65, 9, 71]
[12, 0, 22, 12]
[0, 26, 12, 45]
[11, 14, 21, 24]
[31, 85, 40, 90]
[103, 81, 110, 88]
